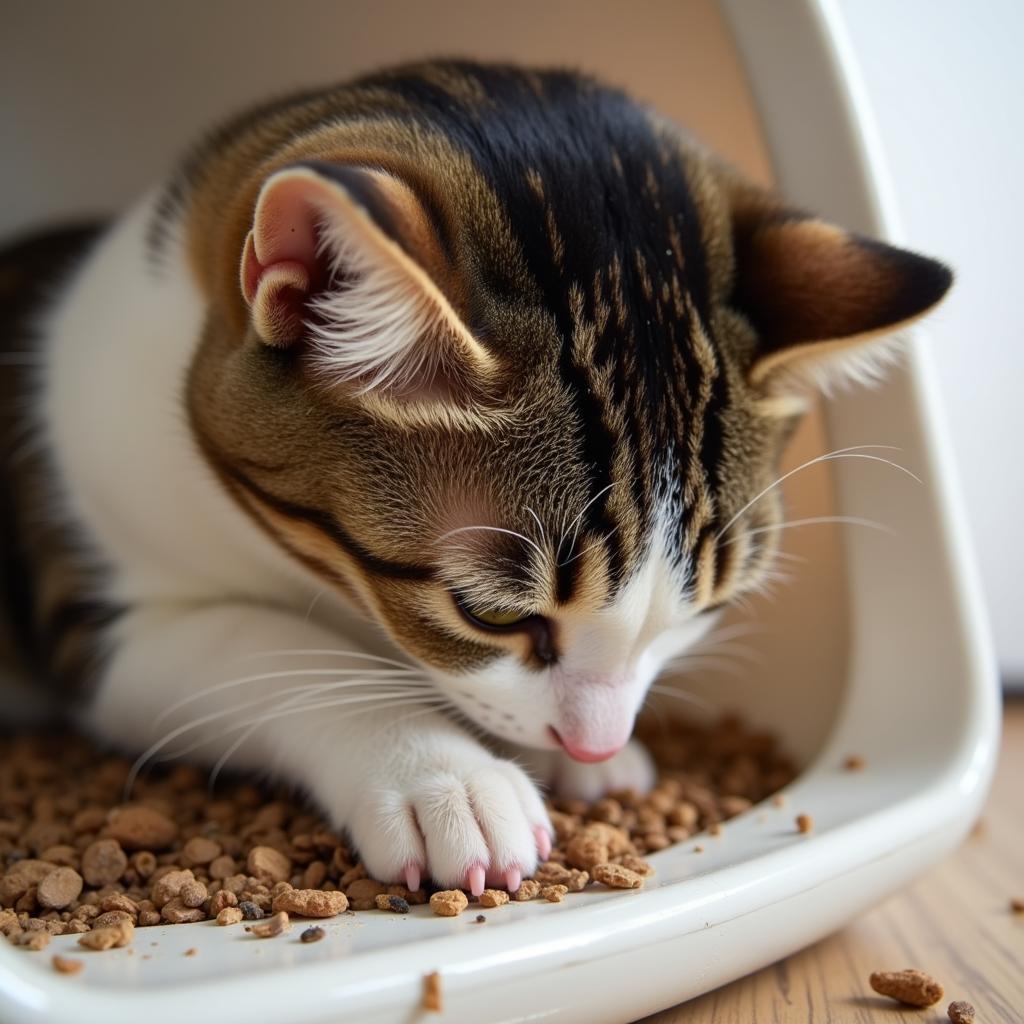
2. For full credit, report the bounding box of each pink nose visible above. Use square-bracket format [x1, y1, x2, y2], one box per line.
[549, 727, 622, 764]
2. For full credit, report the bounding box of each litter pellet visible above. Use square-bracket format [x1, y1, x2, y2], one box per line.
[869, 969, 944, 1007]
[947, 1000, 975, 1023]
[217, 907, 243, 926]
[52, 954, 84, 975]
[423, 971, 443, 1012]
[272, 888, 348, 918]
[78, 919, 134, 951]
[843, 755, 866, 771]
[374, 894, 410, 914]
[238, 901, 264, 921]
[16, 931, 51, 951]
[512, 880, 541, 901]
[540, 884, 568, 903]
[429, 890, 468, 918]
[795, 814, 814, 834]
[592, 864, 644, 890]
[300, 926, 325, 943]
[1010, 898, 1024, 914]
[245, 911, 290, 938]
[478, 889, 509, 908]
[474, 914, 486, 923]
[183, 947, 197, 957]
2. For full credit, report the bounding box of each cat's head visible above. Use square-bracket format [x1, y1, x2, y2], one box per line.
[187, 63, 951, 761]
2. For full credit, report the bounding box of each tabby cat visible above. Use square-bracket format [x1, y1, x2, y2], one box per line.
[0, 61, 950, 893]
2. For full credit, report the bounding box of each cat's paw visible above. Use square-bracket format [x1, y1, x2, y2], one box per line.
[346, 753, 552, 893]
[550, 738, 656, 802]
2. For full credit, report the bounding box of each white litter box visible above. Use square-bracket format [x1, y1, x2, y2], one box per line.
[0, 1, 999, 1021]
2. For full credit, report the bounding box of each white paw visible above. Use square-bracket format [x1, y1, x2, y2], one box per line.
[345, 750, 552, 892]
[551, 739, 656, 802]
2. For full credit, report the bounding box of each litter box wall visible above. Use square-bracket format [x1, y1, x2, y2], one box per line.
[1, 0, 852, 763]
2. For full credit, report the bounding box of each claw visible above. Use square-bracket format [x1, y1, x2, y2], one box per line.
[505, 867, 521, 893]
[534, 825, 552, 861]
[404, 862, 421, 893]
[466, 863, 486, 897]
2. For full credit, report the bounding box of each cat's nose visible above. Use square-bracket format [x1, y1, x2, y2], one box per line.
[548, 726, 622, 763]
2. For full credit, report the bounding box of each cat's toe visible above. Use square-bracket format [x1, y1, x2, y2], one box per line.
[552, 738, 656, 802]
[345, 787, 428, 887]
[412, 766, 543, 890]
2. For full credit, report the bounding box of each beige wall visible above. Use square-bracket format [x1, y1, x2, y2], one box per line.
[1, 0, 771, 237]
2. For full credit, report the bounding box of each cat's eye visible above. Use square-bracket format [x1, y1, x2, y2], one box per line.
[455, 598, 530, 630]
[451, 592, 557, 665]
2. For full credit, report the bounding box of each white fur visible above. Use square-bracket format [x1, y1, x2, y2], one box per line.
[37, 193, 711, 887]
[307, 213, 449, 393]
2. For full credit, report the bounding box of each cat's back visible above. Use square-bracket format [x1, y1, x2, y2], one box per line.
[0, 223, 105, 691]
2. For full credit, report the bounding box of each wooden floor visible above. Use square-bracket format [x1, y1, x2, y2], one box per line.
[641, 699, 1023, 1024]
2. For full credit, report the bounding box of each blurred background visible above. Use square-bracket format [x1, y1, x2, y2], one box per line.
[1, 0, 1019, 692]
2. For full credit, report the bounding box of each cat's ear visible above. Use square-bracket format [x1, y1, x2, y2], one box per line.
[240, 162, 494, 396]
[726, 181, 952, 398]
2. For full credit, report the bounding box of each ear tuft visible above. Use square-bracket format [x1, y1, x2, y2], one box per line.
[239, 163, 494, 397]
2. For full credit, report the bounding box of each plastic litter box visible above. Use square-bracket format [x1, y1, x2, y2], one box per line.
[0, 1, 998, 1021]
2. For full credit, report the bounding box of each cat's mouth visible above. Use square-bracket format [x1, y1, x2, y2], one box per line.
[548, 726, 622, 764]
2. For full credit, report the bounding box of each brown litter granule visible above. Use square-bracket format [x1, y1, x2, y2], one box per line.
[78, 918, 133, 951]
[869, 969, 944, 1007]
[795, 814, 814, 834]
[693, 845, 704, 854]
[842, 755, 866, 771]
[0, 715, 793, 938]
[619, 855, 654, 877]
[300, 926, 325, 943]
[1010, 897, 1024, 914]
[16, 930, 51, 951]
[106, 805, 177, 851]
[540, 884, 568, 903]
[592, 863, 645, 890]
[52, 954, 83, 975]
[183, 947, 197, 957]
[216, 907, 243, 926]
[429, 890, 468, 918]
[947, 1000, 975, 1023]
[245, 910, 290, 938]
[374, 894, 409, 914]
[512, 880, 541, 902]
[272, 888, 348, 918]
[478, 889, 509, 908]
[423, 971, 442, 1013]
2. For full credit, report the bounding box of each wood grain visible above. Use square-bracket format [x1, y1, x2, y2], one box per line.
[639, 699, 1024, 1024]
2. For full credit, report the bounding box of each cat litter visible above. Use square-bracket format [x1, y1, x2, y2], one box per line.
[869, 968, 945, 1007]
[0, 713, 794, 950]
[947, 1000, 976, 1023]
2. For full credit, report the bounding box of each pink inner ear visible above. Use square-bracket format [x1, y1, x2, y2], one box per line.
[241, 173, 332, 340]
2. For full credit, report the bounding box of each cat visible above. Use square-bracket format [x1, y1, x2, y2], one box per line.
[0, 60, 951, 895]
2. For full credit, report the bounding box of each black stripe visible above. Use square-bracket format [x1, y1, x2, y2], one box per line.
[219, 458, 435, 582]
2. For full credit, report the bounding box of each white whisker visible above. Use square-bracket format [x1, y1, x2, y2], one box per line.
[438, 525, 545, 564]
[243, 649, 414, 670]
[715, 445, 917, 542]
[722, 514, 895, 548]
[524, 506, 546, 546]
[556, 482, 616, 562]
[646, 684, 715, 711]
[154, 666, 422, 727]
